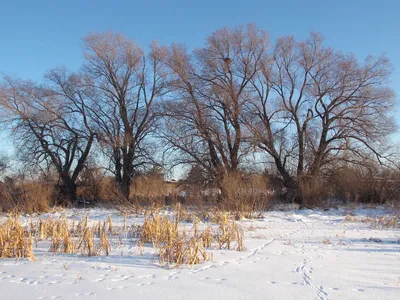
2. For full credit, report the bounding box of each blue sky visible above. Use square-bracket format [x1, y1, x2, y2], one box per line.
[0, 0, 399, 141]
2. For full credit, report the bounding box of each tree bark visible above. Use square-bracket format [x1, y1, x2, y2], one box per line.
[119, 177, 131, 201]
[59, 175, 77, 205]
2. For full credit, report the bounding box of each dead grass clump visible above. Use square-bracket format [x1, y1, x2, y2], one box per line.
[123, 212, 127, 232]
[97, 177, 121, 202]
[298, 177, 328, 208]
[344, 213, 400, 229]
[98, 223, 111, 256]
[157, 234, 210, 266]
[0, 179, 53, 213]
[75, 217, 111, 256]
[77, 227, 96, 256]
[20, 182, 53, 213]
[371, 215, 400, 229]
[322, 238, 331, 245]
[173, 203, 196, 222]
[344, 215, 373, 223]
[216, 213, 245, 251]
[107, 215, 113, 235]
[140, 215, 178, 248]
[139, 214, 213, 266]
[220, 172, 270, 219]
[49, 220, 76, 254]
[201, 225, 213, 248]
[46, 216, 110, 256]
[0, 213, 35, 261]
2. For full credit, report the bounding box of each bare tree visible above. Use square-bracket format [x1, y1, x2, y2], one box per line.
[245, 33, 396, 206]
[82, 32, 169, 200]
[0, 73, 95, 204]
[0, 153, 8, 174]
[159, 24, 268, 183]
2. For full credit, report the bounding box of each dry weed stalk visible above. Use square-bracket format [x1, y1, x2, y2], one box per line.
[140, 214, 212, 266]
[0, 212, 35, 261]
[173, 203, 195, 222]
[371, 215, 400, 228]
[78, 227, 96, 256]
[216, 214, 245, 251]
[157, 234, 210, 266]
[140, 215, 177, 248]
[49, 219, 76, 254]
[201, 226, 213, 248]
[108, 216, 113, 235]
[123, 212, 127, 232]
[98, 223, 111, 256]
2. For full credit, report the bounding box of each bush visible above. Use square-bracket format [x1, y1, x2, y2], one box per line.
[220, 172, 271, 218]
[331, 165, 400, 205]
[0, 178, 52, 213]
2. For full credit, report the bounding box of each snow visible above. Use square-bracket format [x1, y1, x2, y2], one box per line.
[1, 206, 399, 300]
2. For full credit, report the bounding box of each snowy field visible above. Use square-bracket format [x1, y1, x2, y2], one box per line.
[1, 206, 399, 300]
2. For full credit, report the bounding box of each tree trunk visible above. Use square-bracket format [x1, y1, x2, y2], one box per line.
[271, 156, 300, 204]
[59, 176, 77, 206]
[118, 175, 131, 201]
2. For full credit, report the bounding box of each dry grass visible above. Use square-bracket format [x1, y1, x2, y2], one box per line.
[20, 182, 53, 213]
[371, 215, 400, 229]
[0, 212, 35, 261]
[173, 203, 197, 222]
[200, 225, 213, 248]
[1, 206, 247, 267]
[138, 211, 221, 266]
[107, 215, 113, 235]
[344, 213, 400, 229]
[36, 215, 112, 256]
[344, 215, 374, 223]
[49, 219, 76, 254]
[157, 234, 210, 266]
[220, 172, 270, 219]
[98, 224, 111, 256]
[140, 215, 177, 248]
[77, 227, 96, 256]
[216, 213, 245, 251]
[322, 238, 331, 245]
[131, 175, 171, 199]
[0, 181, 53, 213]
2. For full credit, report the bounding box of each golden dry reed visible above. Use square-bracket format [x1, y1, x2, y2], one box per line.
[1, 209, 246, 266]
[139, 214, 211, 266]
[0, 212, 35, 261]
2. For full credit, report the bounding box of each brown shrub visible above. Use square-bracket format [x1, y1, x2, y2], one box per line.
[331, 165, 400, 205]
[220, 172, 271, 218]
[0, 178, 52, 213]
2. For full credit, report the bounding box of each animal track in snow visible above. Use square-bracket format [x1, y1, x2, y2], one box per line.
[295, 257, 328, 300]
[137, 282, 154, 286]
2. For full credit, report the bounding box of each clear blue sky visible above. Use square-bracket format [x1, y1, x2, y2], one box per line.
[0, 0, 399, 136]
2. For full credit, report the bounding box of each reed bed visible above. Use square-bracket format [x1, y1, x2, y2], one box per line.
[0, 209, 247, 267]
[0, 212, 35, 261]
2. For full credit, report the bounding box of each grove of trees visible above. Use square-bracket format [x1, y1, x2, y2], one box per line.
[0, 24, 398, 208]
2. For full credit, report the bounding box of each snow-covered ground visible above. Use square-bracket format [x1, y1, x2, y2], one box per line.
[1, 206, 399, 300]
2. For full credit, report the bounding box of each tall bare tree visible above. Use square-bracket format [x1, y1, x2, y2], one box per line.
[245, 33, 396, 205]
[83, 32, 169, 200]
[0, 153, 9, 174]
[0, 72, 95, 204]
[159, 24, 268, 182]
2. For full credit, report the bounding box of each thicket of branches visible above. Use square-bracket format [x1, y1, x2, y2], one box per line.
[0, 24, 398, 211]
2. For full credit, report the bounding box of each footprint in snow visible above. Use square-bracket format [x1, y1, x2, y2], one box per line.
[137, 282, 154, 286]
